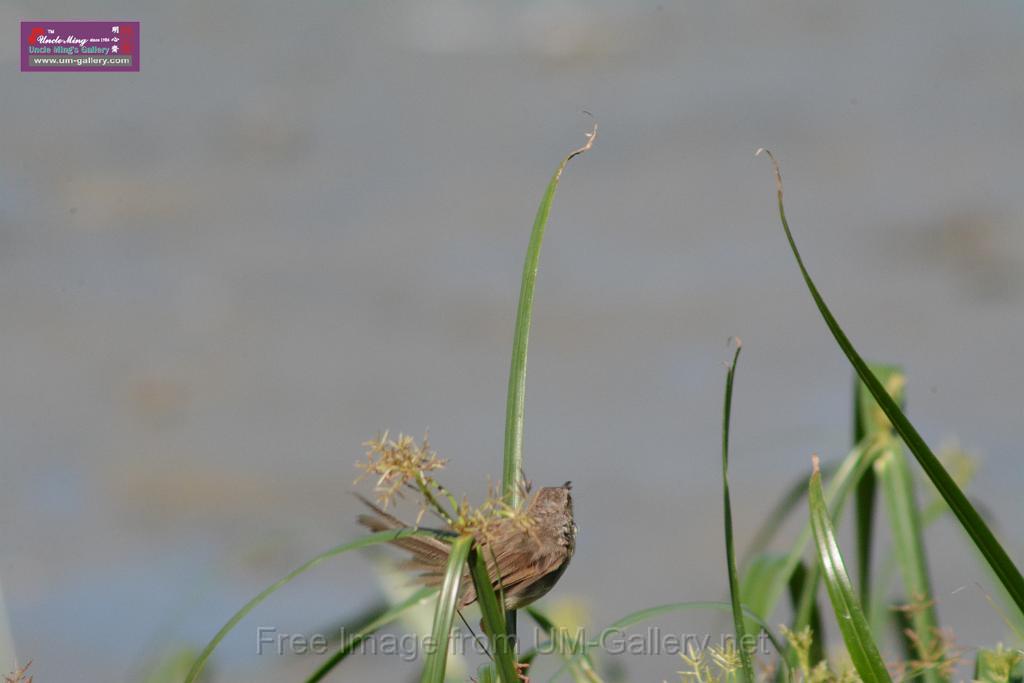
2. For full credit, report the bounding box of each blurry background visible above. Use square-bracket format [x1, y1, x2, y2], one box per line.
[1, 1, 1023, 680]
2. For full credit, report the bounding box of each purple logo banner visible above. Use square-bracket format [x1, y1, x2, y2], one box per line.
[21, 21, 139, 72]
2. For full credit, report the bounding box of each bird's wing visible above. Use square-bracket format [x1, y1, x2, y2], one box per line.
[458, 525, 563, 606]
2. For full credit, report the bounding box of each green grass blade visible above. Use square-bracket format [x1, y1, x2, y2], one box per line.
[502, 123, 597, 508]
[720, 342, 755, 683]
[468, 547, 519, 683]
[501, 124, 596, 640]
[185, 528, 437, 683]
[758, 148, 1024, 618]
[757, 442, 882, 633]
[421, 535, 474, 683]
[875, 440, 945, 683]
[808, 457, 892, 683]
[775, 442, 885, 673]
[304, 586, 438, 683]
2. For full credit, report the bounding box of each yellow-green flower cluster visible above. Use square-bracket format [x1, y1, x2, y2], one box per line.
[354, 432, 447, 508]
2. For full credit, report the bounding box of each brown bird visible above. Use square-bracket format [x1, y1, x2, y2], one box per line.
[357, 483, 576, 610]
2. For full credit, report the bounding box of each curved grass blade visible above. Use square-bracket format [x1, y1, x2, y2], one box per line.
[786, 441, 888, 660]
[720, 341, 755, 683]
[757, 148, 1024, 618]
[501, 123, 596, 639]
[185, 528, 436, 683]
[469, 547, 519, 683]
[773, 441, 885, 674]
[808, 457, 892, 683]
[758, 441, 883, 638]
[304, 586, 437, 683]
[502, 122, 598, 508]
[421, 535, 474, 683]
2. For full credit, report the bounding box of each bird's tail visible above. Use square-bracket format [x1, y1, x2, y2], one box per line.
[354, 494, 453, 587]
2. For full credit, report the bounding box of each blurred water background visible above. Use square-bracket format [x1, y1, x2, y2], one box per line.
[1, 1, 1023, 680]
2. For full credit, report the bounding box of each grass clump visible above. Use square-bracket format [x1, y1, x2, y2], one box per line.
[184, 136, 1023, 683]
